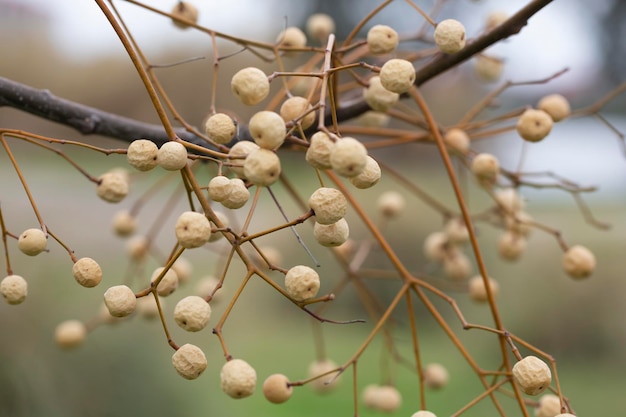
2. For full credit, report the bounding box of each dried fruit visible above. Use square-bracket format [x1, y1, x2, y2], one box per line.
[231, 67, 270, 105]
[308, 187, 348, 225]
[364, 76, 399, 112]
[562, 245, 595, 279]
[174, 295, 211, 332]
[537, 94, 571, 122]
[313, 218, 350, 247]
[516, 109, 553, 142]
[306, 13, 335, 43]
[97, 171, 129, 203]
[329, 137, 368, 177]
[307, 359, 341, 392]
[512, 355, 552, 395]
[305, 132, 335, 169]
[221, 178, 250, 209]
[208, 175, 232, 202]
[72, 257, 102, 288]
[54, 319, 87, 349]
[434, 19, 466, 54]
[423, 231, 449, 262]
[171, 1, 198, 29]
[243, 148, 282, 186]
[172, 344, 207, 380]
[249, 110, 286, 149]
[444, 128, 470, 154]
[423, 363, 449, 390]
[377, 191, 406, 219]
[150, 267, 179, 297]
[474, 54, 504, 82]
[349, 155, 381, 189]
[471, 153, 499, 182]
[285, 265, 320, 301]
[485, 11, 508, 31]
[443, 252, 472, 281]
[497, 231, 527, 261]
[17, 228, 47, 256]
[204, 113, 236, 145]
[127, 139, 159, 171]
[262, 373, 293, 404]
[126, 235, 149, 260]
[379, 59, 416, 94]
[367, 25, 399, 54]
[175, 211, 212, 249]
[276, 27, 307, 52]
[468, 275, 499, 302]
[227, 140, 260, 178]
[535, 393, 562, 417]
[221, 358, 257, 399]
[158, 141, 188, 171]
[112, 210, 136, 237]
[103, 285, 136, 317]
[280, 96, 315, 129]
[362, 384, 402, 412]
[0, 274, 27, 305]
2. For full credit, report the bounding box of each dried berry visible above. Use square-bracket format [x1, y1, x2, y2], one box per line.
[0, 274, 27, 305]
[227, 140, 260, 178]
[313, 218, 350, 247]
[285, 265, 320, 301]
[377, 191, 406, 219]
[471, 153, 499, 183]
[97, 171, 129, 203]
[249, 110, 286, 149]
[362, 384, 402, 412]
[54, 319, 87, 349]
[367, 25, 399, 54]
[517, 109, 553, 142]
[512, 355, 552, 396]
[175, 211, 212, 249]
[262, 373, 293, 404]
[231, 67, 269, 105]
[306, 132, 335, 169]
[221, 178, 250, 209]
[170, 1, 198, 29]
[443, 252, 472, 281]
[17, 228, 47, 256]
[411, 411, 438, 417]
[307, 359, 341, 392]
[208, 175, 232, 202]
[308, 187, 348, 225]
[474, 54, 504, 82]
[158, 141, 188, 171]
[204, 113, 236, 145]
[380, 59, 416, 94]
[423, 231, 449, 262]
[72, 257, 102, 288]
[112, 210, 136, 237]
[349, 155, 381, 189]
[174, 295, 211, 332]
[423, 363, 449, 390]
[172, 344, 207, 380]
[468, 275, 499, 302]
[497, 231, 527, 261]
[276, 27, 307, 52]
[126, 235, 149, 261]
[364, 76, 399, 112]
[444, 128, 470, 154]
[537, 94, 571, 122]
[221, 358, 257, 399]
[243, 148, 282, 186]
[562, 245, 596, 279]
[150, 267, 179, 297]
[329, 137, 368, 177]
[434, 19, 466, 54]
[127, 139, 158, 171]
[280, 97, 315, 129]
[103, 285, 136, 317]
[306, 13, 335, 43]
[535, 393, 562, 417]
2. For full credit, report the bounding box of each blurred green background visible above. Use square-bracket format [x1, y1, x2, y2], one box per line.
[1, 1, 625, 416]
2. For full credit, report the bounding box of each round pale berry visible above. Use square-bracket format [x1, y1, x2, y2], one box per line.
[170, 1, 198, 29]
[377, 191, 405, 219]
[562, 245, 595, 279]
[444, 128, 470, 154]
[468, 275, 499, 302]
[280, 97, 315, 129]
[364, 76, 399, 112]
[204, 113, 236, 145]
[423, 363, 449, 390]
[172, 257, 193, 284]
[314, 218, 349, 247]
[263, 373, 293, 404]
[444, 218, 469, 243]
[362, 384, 402, 412]
[474, 54, 504, 82]
[231, 67, 270, 105]
[54, 319, 87, 349]
[307, 359, 340, 392]
[127, 235, 149, 260]
[150, 267, 179, 297]
[195, 275, 222, 301]
[497, 231, 526, 261]
[330, 137, 368, 177]
[434, 19, 466, 54]
[174, 295, 211, 332]
[0, 274, 27, 305]
[443, 252, 472, 281]
[308, 187, 348, 225]
[112, 210, 136, 237]
[538, 94, 571, 122]
[349, 155, 381, 189]
[72, 257, 102, 288]
[367, 25, 399, 54]
[285, 265, 320, 301]
[495, 188, 524, 213]
[380, 59, 416, 94]
[221, 178, 250, 209]
[535, 394, 562, 417]
[512, 355, 551, 396]
[276, 26, 307, 51]
[412, 412, 437, 417]
[136, 295, 161, 320]
[127, 139, 158, 171]
[175, 211, 211, 249]
[158, 141, 188, 171]
[208, 175, 231, 202]
[243, 148, 281, 186]
[221, 358, 257, 399]
[172, 344, 207, 380]
[97, 171, 129, 203]
[249, 111, 286, 149]
[17, 228, 47, 256]
[227, 140, 260, 178]
[423, 231, 449, 262]
[357, 111, 390, 128]
[517, 109, 553, 142]
[103, 285, 136, 317]
[306, 132, 335, 169]
[306, 13, 335, 42]
[471, 153, 499, 182]
[505, 210, 534, 237]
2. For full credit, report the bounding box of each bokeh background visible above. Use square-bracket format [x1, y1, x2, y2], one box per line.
[1, 0, 625, 416]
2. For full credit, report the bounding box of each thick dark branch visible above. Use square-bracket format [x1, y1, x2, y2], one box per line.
[0, 0, 552, 145]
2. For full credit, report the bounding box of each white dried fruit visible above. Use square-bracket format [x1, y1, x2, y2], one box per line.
[172, 343, 207, 380]
[171, 1, 198, 29]
[97, 171, 129, 203]
[174, 295, 211, 332]
[308, 187, 348, 225]
[204, 113, 236, 145]
[306, 13, 335, 42]
[537, 94, 571, 122]
[444, 128, 470, 154]
[474, 54, 504, 82]
[512, 355, 551, 396]
[135, 295, 161, 320]
[423, 231, 449, 262]
[329, 137, 368, 177]
[150, 267, 179, 297]
[243, 148, 281, 186]
[195, 275, 222, 301]
[495, 188, 524, 213]
[54, 319, 87, 349]
[377, 191, 405, 219]
[249, 110, 286, 150]
[17, 228, 47, 256]
[307, 359, 340, 392]
[380, 59, 416, 94]
[221, 178, 250, 209]
[227, 140, 260, 178]
[276, 26, 307, 52]
[285, 265, 320, 301]
[485, 11, 508, 31]
[434, 19, 466, 54]
[72, 257, 102, 288]
[306, 132, 335, 169]
[262, 373, 293, 404]
[423, 363, 449, 390]
[172, 257, 193, 284]
[0, 274, 27, 305]
[535, 393, 562, 417]
[126, 235, 149, 260]
[497, 231, 526, 262]
[471, 153, 499, 182]
[362, 384, 402, 412]
[280, 96, 315, 129]
[517, 109, 553, 142]
[175, 211, 211, 249]
[314, 218, 349, 247]
[231, 67, 270, 105]
[208, 175, 232, 202]
[562, 245, 595, 279]
[364, 76, 399, 112]
[443, 252, 472, 281]
[158, 141, 188, 171]
[444, 218, 469, 243]
[127, 139, 158, 171]
[468, 275, 499, 302]
[349, 155, 381, 189]
[112, 210, 136, 237]
[221, 358, 257, 399]
[367, 24, 399, 54]
[103, 285, 136, 317]
[356, 111, 390, 128]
